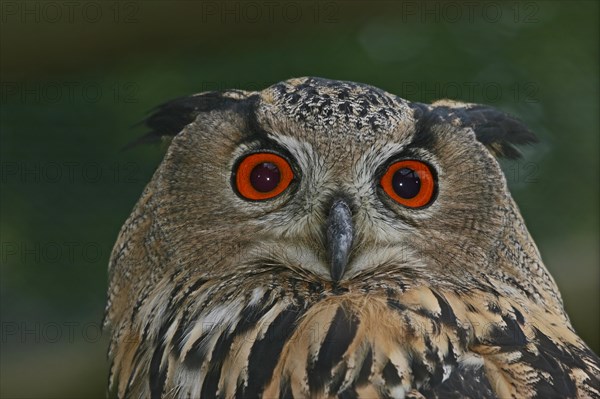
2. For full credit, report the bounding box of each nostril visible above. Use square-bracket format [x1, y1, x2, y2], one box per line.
[326, 194, 356, 216]
[329, 198, 351, 218]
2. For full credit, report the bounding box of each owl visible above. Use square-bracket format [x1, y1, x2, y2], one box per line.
[105, 77, 600, 398]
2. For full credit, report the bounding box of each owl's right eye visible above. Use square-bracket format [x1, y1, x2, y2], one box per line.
[234, 152, 294, 200]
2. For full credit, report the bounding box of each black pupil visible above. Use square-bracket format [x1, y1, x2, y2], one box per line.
[250, 162, 281, 192]
[392, 168, 421, 199]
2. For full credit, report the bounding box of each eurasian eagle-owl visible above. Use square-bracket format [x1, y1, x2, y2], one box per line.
[105, 77, 600, 398]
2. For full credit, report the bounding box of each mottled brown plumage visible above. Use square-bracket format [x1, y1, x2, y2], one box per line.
[105, 77, 600, 398]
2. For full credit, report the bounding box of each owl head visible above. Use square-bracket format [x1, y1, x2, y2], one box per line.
[107, 77, 563, 345]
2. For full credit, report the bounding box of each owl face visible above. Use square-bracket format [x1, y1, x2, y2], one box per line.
[151, 77, 533, 288]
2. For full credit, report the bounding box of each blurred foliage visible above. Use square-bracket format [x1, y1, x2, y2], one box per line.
[1, 1, 598, 397]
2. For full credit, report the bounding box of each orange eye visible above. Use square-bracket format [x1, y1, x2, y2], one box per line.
[380, 160, 435, 208]
[234, 152, 294, 200]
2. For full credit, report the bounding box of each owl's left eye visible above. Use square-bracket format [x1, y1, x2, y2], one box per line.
[380, 160, 435, 208]
[234, 152, 294, 200]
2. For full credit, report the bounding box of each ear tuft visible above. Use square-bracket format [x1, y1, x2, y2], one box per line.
[420, 100, 538, 159]
[123, 90, 252, 150]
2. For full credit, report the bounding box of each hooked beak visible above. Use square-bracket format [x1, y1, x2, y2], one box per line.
[326, 199, 354, 282]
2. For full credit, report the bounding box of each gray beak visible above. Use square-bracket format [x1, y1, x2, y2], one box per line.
[326, 199, 354, 282]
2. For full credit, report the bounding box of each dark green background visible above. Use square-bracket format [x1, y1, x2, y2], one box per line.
[1, 1, 598, 397]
